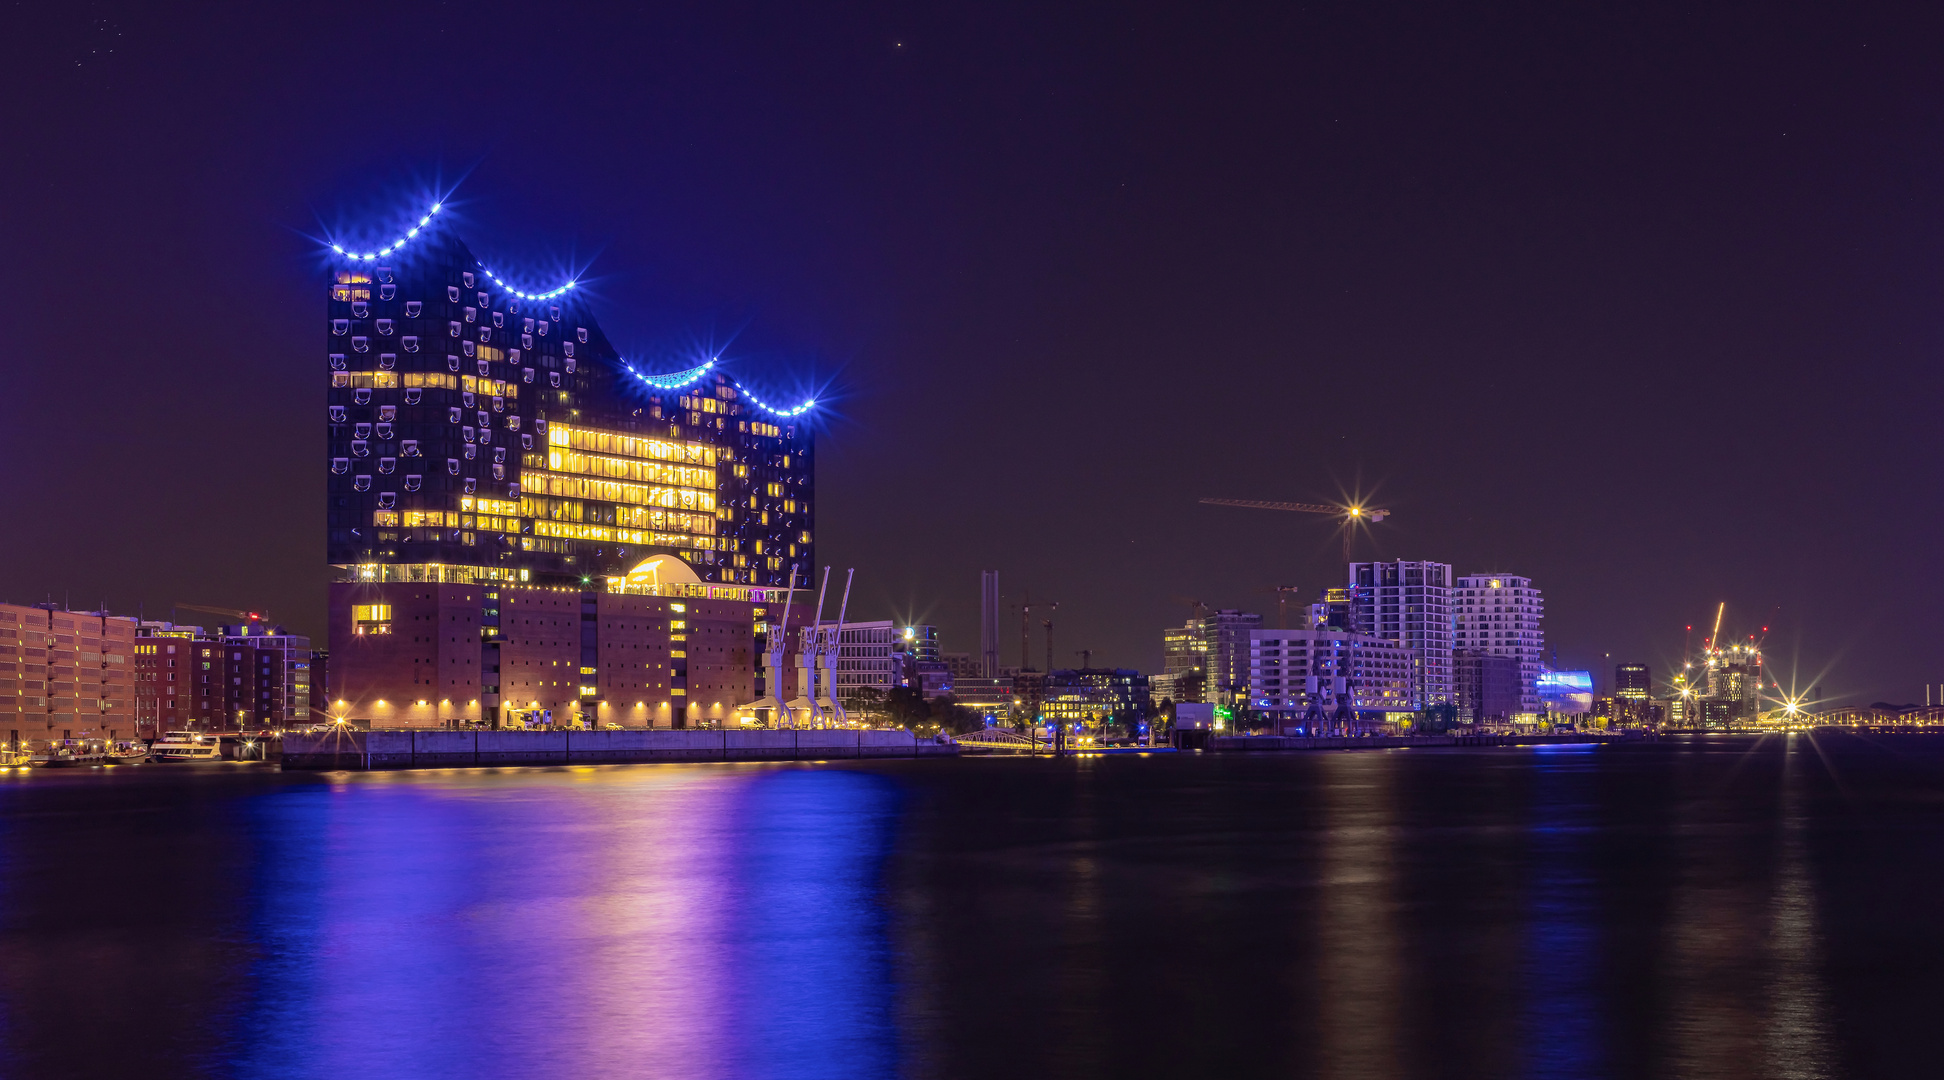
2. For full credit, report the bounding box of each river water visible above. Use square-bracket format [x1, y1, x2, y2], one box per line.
[1, 732, 1937, 1079]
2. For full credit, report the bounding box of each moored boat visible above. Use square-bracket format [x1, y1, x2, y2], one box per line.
[103, 742, 150, 765]
[148, 732, 222, 761]
[29, 743, 108, 767]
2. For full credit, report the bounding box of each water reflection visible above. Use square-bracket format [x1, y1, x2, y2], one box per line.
[233, 765, 899, 1080]
[1663, 736, 1838, 1080]
[1520, 747, 1603, 1080]
[1314, 753, 1402, 1080]
[1764, 736, 1835, 1080]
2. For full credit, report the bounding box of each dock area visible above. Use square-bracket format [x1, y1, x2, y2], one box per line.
[283, 727, 958, 771]
[1205, 733, 1619, 752]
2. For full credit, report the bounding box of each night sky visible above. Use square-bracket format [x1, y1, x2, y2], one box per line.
[4, 3, 1940, 704]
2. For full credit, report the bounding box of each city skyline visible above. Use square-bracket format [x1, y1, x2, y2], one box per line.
[4, 5, 1941, 704]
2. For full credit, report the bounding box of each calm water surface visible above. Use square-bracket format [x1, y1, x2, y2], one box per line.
[2, 732, 1940, 1079]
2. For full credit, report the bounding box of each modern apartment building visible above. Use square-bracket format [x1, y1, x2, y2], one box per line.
[1452, 573, 1545, 715]
[1348, 560, 1454, 707]
[1243, 628, 1414, 717]
[1, 603, 137, 748]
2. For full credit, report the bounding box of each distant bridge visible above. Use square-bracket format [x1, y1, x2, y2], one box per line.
[951, 727, 1045, 753]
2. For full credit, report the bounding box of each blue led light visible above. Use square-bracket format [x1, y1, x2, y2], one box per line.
[625, 360, 715, 390]
[478, 265, 577, 302]
[325, 199, 577, 300]
[736, 382, 817, 418]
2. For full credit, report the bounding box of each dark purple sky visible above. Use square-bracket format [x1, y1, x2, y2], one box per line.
[4, 2, 1940, 704]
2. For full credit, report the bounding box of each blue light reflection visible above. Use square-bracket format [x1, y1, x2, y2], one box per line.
[230, 765, 901, 1080]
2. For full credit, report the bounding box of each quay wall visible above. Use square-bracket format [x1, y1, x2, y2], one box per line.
[1207, 733, 1617, 752]
[283, 727, 957, 771]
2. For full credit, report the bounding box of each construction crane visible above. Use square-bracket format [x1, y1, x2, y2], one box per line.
[172, 602, 268, 627]
[1200, 498, 1391, 562]
[1016, 592, 1058, 672]
[1260, 584, 1305, 629]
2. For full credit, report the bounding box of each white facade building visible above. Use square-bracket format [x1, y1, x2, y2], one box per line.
[1347, 560, 1453, 706]
[1244, 629, 1414, 715]
[815, 620, 908, 701]
[1451, 574, 1545, 715]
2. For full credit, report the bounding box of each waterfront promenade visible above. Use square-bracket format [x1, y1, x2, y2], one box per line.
[282, 726, 957, 770]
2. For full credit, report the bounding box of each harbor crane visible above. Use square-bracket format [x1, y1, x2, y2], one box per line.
[1199, 498, 1391, 562]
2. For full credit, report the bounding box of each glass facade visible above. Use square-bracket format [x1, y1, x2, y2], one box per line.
[325, 230, 813, 589]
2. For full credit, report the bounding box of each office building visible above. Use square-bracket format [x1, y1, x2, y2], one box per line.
[941, 652, 981, 683]
[324, 203, 816, 727]
[1160, 620, 1207, 701]
[1454, 650, 1521, 724]
[1611, 662, 1655, 725]
[1452, 573, 1545, 714]
[1148, 671, 1193, 709]
[1615, 663, 1651, 700]
[824, 621, 905, 703]
[1243, 628, 1414, 720]
[219, 623, 315, 727]
[1348, 560, 1453, 707]
[1042, 668, 1149, 730]
[1198, 609, 1261, 706]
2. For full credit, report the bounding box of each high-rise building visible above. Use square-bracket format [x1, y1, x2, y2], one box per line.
[1615, 663, 1651, 700]
[1197, 610, 1261, 707]
[1451, 573, 1545, 714]
[1160, 619, 1207, 702]
[1348, 560, 1453, 707]
[324, 202, 816, 728]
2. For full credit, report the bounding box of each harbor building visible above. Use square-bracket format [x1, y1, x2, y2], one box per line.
[0, 603, 137, 749]
[323, 202, 817, 727]
[1452, 573, 1545, 715]
[1348, 560, 1454, 707]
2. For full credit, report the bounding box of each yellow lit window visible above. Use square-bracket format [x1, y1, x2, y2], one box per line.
[373, 510, 400, 526]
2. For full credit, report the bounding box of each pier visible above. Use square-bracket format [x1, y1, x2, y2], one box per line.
[283, 727, 958, 771]
[1206, 733, 1618, 752]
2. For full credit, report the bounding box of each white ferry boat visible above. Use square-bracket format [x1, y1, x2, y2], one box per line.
[149, 732, 222, 762]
